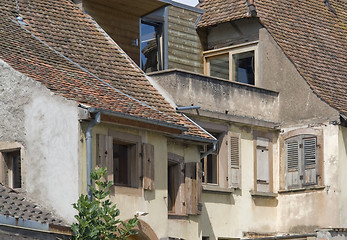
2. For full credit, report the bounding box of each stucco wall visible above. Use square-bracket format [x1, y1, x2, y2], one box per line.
[338, 126, 347, 227]
[0, 60, 80, 223]
[91, 123, 203, 240]
[258, 29, 339, 125]
[150, 70, 279, 124]
[276, 124, 342, 233]
[207, 18, 262, 50]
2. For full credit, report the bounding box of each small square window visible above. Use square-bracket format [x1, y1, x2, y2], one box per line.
[113, 142, 137, 187]
[97, 132, 141, 189]
[1, 149, 21, 188]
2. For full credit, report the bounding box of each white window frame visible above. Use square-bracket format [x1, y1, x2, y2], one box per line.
[203, 41, 258, 85]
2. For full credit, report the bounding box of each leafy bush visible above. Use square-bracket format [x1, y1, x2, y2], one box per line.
[71, 167, 138, 240]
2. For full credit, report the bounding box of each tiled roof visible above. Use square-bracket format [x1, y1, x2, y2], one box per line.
[0, 0, 213, 141]
[198, 0, 249, 28]
[0, 183, 68, 227]
[198, 0, 347, 116]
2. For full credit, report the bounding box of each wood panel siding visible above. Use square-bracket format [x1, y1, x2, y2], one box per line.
[167, 6, 204, 74]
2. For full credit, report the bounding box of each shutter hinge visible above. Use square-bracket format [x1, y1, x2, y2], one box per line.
[299, 144, 303, 148]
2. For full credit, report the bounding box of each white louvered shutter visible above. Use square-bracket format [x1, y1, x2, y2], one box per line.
[285, 137, 301, 189]
[303, 136, 318, 185]
[229, 134, 240, 188]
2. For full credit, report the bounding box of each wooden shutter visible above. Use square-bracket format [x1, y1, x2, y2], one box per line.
[185, 162, 202, 215]
[0, 152, 6, 185]
[256, 138, 269, 192]
[285, 137, 300, 189]
[303, 136, 318, 185]
[12, 152, 21, 188]
[229, 135, 240, 188]
[142, 143, 154, 190]
[97, 134, 113, 182]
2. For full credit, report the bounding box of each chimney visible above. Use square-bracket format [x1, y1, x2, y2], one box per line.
[246, 0, 257, 17]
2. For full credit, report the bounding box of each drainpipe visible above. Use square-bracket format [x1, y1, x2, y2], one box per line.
[200, 141, 217, 160]
[86, 112, 101, 199]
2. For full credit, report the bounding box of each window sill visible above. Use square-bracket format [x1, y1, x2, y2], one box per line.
[278, 186, 325, 194]
[168, 213, 188, 220]
[250, 190, 278, 198]
[202, 184, 234, 193]
[111, 185, 142, 197]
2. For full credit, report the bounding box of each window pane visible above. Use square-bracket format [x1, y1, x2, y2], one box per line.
[168, 163, 179, 212]
[232, 51, 255, 85]
[207, 154, 218, 184]
[141, 22, 162, 73]
[209, 54, 229, 80]
[113, 143, 129, 186]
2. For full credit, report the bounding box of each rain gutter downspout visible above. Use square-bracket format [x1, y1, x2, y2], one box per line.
[86, 112, 101, 199]
[176, 111, 217, 160]
[200, 141, 217, 160]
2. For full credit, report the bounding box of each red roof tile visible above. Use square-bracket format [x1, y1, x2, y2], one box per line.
[0, 0, 213, 141]
[198, 0, 347, 116]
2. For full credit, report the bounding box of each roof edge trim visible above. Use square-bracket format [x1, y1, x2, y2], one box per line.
[89, 107, 188, 132]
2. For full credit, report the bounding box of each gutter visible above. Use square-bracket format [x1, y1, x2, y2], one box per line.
[178, 113, 218, 159]
[86, 112, 101, 199]
[88, 107, 188, 132]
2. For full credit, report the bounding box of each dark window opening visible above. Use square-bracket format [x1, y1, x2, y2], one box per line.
[140, 8, 165, 73]
[1, 150, 21, 188]
[232, 50, 255, 85]
[113, 142, 136, 187]
[168, 161, 179, 212]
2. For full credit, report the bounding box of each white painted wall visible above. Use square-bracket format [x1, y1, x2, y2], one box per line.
[0, 60, 80, 223]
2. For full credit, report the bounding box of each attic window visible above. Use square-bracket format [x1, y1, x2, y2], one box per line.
[204, 43, 258, 85]
[140, 8, 166, 73]
[0, 149, 22, 188]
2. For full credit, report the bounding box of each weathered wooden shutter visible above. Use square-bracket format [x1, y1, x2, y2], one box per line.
[0, 152, 6, 185]
[12, 152, 21, 188]
[185, 162, 202, 215]
[303, 136, 317, 185]
[142, 143, 154, 190]
[285, 137, 300, 189]
[229, 135, 240, 188]
[97, 134, 114, 182]
[256, 138, 269, 192]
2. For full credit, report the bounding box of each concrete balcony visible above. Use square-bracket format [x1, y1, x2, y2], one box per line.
[148, 69, 280, 128]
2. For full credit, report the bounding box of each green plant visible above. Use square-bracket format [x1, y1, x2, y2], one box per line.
[71, 167, 138, 240]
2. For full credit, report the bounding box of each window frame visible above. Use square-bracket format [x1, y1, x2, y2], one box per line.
[203, 41, 258, 85]
[280, 128, 324, 191]
[140, 7, 167, 73]
[97, 131, 142, 191]
[0, 142, 24, 189]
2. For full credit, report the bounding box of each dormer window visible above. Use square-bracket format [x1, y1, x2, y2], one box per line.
[140, 8, 166, 73]
[204, 42, 257, 85]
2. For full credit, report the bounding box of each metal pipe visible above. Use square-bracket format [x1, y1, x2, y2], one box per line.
[176, 106, 201, 111]
[86, 112, 101, 199]
[200, 141, 217, 160]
